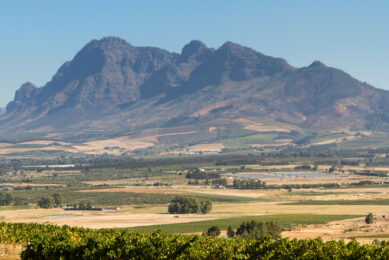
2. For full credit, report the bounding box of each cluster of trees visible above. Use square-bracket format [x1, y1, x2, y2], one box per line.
[0, 192, 13, 206]
[37, 193, 62, 209]
[232, 179, 266, 189]
[231, 181, 340, 190]
[273, 183, 340, 190]
[202, 221, 282, 239]
[73, 200, 93, 210]
[227, 221, 282, 239]
[349, 181, 389, 187]
[188, 178, 228, 187]
[187, 179, 202, 185]
[294, 165, 318, 171]
[168, 196, 212, 214]
[352, 170, 388, 177]
[152, 182, 171, 187]
[211, 178, 227, 187]
[340, 160, 360, 166]
[185, 168, 221, 179]
[0, 191, 27, 206]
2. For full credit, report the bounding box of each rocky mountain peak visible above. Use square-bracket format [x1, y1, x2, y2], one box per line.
[14, 82, 37, 100]
[309, 60, 326, 68]
[217, 41, 256, 56]
[6, 82, 37, 112]
[84, 36, 134, 51]
[179, 40, 212, 62]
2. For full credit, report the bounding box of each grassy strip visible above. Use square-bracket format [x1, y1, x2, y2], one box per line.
[284, 200, 389, 205]
[0, 205, 33, 211]
[349, 234, 389, 239]
[127, 214, 362, 233]
[186, 193, 264, 202]
[337, 184, 389, 189]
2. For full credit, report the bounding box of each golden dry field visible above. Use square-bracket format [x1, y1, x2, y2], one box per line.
[0, 157, 388, 245]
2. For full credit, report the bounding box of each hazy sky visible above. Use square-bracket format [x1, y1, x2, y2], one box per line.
[0, 1, 388, 107]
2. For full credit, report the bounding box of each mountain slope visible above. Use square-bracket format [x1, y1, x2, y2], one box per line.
[1, 36, 389, 142]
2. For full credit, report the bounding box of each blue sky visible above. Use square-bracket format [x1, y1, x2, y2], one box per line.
[0, 1, 388, 107]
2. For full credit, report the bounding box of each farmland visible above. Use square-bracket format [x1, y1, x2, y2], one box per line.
[0, 149, 389, 258]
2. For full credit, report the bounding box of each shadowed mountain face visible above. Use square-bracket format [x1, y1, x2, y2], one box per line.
[1, 36, 389, 139]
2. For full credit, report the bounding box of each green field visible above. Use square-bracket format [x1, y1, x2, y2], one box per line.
[0, 205, 33, 211]
[185, 193, 264, 202]
[127, 214, 362, 233]
[5, 186, 261, 207]
[350, 234, 389, 239]
[311, 132, 349, 143]
[221, 133, 278, 147]
[284, 200, 389, 205]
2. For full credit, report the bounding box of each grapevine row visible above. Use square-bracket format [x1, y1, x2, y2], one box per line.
[0, 222, 388, 259]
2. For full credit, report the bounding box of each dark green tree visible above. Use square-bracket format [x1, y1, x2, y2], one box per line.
[52, 193, 63, 208]
[0, 192, 14, 206]
[200, 200, 212, 214]
[365, 213, 374, 224]
[78, 200, 93, 210]
[37, 196, 54, 209]
[227, 225, 235, 238]
[203, 226, 221, 237]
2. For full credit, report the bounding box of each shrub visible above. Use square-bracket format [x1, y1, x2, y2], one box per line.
[227, 225, 235, 238]
[203, 226, 220, 237]
[365, 213, 374, 224]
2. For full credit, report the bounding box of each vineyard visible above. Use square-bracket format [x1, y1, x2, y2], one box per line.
[0, 222, 389, 259]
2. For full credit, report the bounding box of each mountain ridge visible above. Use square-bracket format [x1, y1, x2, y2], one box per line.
[1, 36, 389, 142]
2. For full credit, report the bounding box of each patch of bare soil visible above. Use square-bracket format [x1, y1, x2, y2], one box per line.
[284, 215, 389, 243]
[72, 136, 157, 155]
[0, 244, 22, 259]
[0, 208, 217, 229]
[234, 118, 298, 133]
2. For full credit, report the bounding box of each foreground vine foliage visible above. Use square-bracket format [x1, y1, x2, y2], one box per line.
[0, 222, 388, 259]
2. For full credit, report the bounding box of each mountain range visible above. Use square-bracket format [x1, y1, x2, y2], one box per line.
[1, 36, 389, 144]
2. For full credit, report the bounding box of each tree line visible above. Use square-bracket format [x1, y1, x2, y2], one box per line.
[168, 196, 212, 214]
